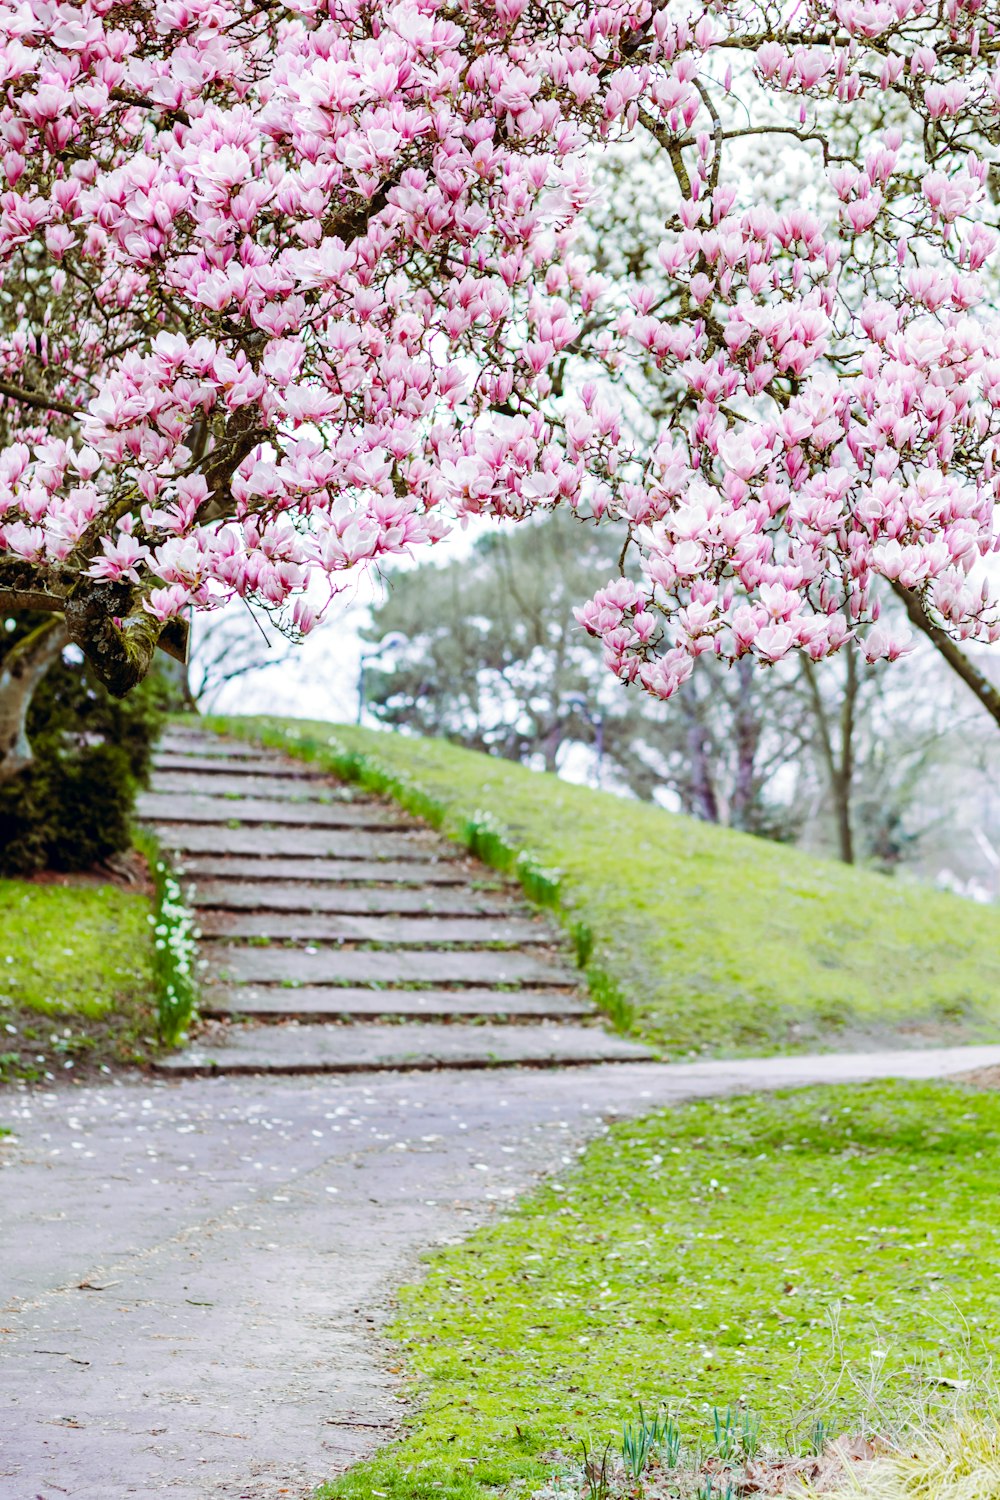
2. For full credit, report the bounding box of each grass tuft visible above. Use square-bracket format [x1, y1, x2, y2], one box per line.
[782, 1406, 1000, 1499]
[569, 919, 595, 969]
[133, 829, 200, 1046]
[869, 1412, 1000, 1499]
[584, 966, 634, 1032]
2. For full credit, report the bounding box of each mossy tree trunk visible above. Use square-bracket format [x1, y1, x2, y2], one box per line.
[0, 616, 69, 785]
[0, 576, 188, 702]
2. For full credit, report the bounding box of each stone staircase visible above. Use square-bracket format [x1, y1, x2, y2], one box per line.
[141, 724, 652, 1075]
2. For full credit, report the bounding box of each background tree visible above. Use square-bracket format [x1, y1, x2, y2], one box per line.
[366, 514, 814, 841]
[184, 608, 301, 714]
[368, 512, 989, 865]
[364, 515, 615, 773]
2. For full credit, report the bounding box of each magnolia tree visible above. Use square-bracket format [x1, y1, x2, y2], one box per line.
[569, 2, 1000, 721]
[2, 0, 1000, 784]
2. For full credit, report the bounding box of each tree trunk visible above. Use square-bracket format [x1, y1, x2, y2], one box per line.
[730, 656, 761, 830]
[834, 641, 858, 866]
[0, 616, 69, 785]
[157, 652, 197, 713]
[683, 704, 720, 823]
[801, 652, 855, 864]
[539, 721, 562, 774]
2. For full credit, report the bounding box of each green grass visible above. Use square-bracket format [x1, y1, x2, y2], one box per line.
[0, 879, 156, 1081]
[205, 716, 1000, 1056]
[317, 1080, 1000, 1500]
[133, 829, 201, 1045]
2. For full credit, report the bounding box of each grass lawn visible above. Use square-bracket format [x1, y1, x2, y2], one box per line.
[0, 879, 157, 1082]
[317, 1079, 1000, 1500]
[206, 716, 1000, 1057]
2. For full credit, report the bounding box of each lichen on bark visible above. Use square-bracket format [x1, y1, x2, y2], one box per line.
[0, 615, 69, 784]
[63, 580, 163, 698]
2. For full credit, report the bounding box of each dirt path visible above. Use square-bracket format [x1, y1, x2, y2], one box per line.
[5, 1046, 1000, 1500]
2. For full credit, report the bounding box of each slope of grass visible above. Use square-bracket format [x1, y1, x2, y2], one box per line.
[317, 1080, 1000, 1500]
[0, 880, 156, 1081]
[207, 716, 1000, 1056]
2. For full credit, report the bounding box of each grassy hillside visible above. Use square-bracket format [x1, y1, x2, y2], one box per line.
[207, 717, 1000, 1057]
[0, 880, 156, 1081]
[318, 1078, 1000, 1500]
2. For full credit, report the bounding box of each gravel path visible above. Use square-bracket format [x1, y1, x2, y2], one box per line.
[5, 1045, 1000, 1500]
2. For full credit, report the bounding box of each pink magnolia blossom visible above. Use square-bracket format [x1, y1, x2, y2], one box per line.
[0, 0, 998, 709]
[568, 0, 1000, 700]
[0, 0, 652, 668]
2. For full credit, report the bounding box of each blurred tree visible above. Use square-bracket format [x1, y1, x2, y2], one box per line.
[800, 640, 983, 871]
[186, 607, 298, 712]
[367, 516, 987, 867]
[364, 515, 608, 772]
[364, 514, 809, 837]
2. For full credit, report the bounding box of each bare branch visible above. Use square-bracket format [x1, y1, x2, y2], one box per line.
[693, 80, 724, 194]
[0, 381, 80, 418]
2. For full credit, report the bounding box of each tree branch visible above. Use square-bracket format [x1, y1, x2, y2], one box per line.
[892, 581, 1000, 729]
[109, 87, 191, 128]
[0, 381, 80, 418]
[693, 80, 724, 194]
[637, 106, 692, 197]
[0, 587, 67, 613]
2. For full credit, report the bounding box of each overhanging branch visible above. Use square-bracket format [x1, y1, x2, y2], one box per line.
[0, 381, 80, 418]
[0, 587, 67, 613]
[892, 581, 1000, 729]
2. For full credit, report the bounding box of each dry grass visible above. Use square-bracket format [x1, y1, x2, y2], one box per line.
[528, 1415, 1000, 1500]
[788, 1412, 1000, 1500]
[953, 1064, 1000, 1091]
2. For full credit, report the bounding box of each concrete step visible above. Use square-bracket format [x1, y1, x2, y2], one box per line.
[153, 824, 458, 859]
[202, 943, 577, 988]
[158, 735, 277, 760]
[152, 753, 328, 778]
[138, 791, 413, 830]
[202, 985, 593, 1021]
[185, 880, 520, 916]
[195, 910, 554, 945]
[154, 1020, 652, 1075]
[173, 855, 479, 885]
[152, 726, 632, 1079]
[150, 771, 353, 800]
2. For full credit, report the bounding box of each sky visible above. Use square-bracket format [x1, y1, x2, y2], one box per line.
[199, 581, 377, 725]
[199, 522, 486, 726]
